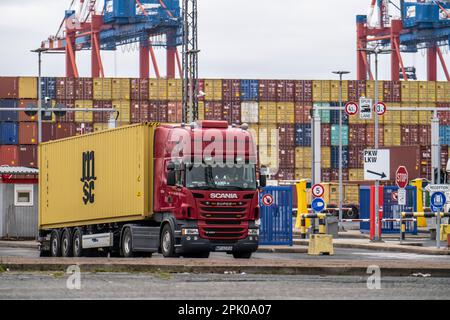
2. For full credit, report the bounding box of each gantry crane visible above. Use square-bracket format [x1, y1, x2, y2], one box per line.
[40, 0, 183, 79]
[357, 0, 450, 81]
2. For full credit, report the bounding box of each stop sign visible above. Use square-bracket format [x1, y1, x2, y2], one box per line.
[396, 166, 409, 189]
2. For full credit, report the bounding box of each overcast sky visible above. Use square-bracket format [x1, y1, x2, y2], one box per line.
[0, 0, 447, 80]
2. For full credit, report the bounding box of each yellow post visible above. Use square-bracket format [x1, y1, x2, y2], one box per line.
[411, 178, 427, 227]
[295, 180, 310, 229]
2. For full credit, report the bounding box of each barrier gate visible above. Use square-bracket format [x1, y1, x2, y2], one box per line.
[259, 186, 293, 246]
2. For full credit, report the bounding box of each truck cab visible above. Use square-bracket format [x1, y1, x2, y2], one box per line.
[153, 121, 262, 258]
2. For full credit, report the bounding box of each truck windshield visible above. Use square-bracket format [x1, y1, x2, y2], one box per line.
[185, 164, 257, 190]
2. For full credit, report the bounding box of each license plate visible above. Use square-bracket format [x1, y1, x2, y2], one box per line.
[215, 246, 233, 252]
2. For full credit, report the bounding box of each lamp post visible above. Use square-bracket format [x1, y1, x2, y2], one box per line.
[332, 70, 350, 233]
[31, 48, 49, 144]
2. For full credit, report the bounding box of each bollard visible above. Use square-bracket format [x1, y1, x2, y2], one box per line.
[318, 217, 326, 235]
[300, 215, 307, 239]
[401, 220, 406, 241]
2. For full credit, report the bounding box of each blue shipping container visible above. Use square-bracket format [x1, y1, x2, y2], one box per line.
[331, 146, 349, 169]
[439, 126, 450, 145]
[330, 109, 349, 125]
[0, 122, 19, 145]
[295, 124, 312, 147]
[0, 99, 18, 122]
[359, 186, 417, 234]
[40, 77, 57, 99]
[331, 124, 349, 146]
[240, 80, 259, 101]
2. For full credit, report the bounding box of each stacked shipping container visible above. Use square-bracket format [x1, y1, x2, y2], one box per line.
[0, 77, 449, 184]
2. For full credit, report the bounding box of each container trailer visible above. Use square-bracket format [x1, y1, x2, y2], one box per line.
[38, 121, 264, 259]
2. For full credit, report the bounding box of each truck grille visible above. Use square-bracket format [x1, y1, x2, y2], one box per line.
[199, 226, 247, 240]
[199, 201, 248, 220]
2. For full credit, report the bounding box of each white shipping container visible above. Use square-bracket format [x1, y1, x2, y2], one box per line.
[241, 102, 259, 123]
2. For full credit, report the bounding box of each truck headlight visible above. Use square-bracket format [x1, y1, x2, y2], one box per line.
[182, 228, 199, 236]
[248, 229, 259, 236]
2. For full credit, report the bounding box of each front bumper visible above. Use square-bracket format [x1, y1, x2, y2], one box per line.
[177, 235, 259, 254]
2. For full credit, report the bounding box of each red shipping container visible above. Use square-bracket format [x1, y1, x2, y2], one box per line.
[304, 80, 313, 102]
[278, 124, 295, 146]
[366, 125, 384, 147]
[18, 99, 38, 122]
[149, 101, 159, 121]
[41, 123, 56, 142]
[75, 78, 93, 100]
[168, 102, 183, 123]
[0, 145, 18, 166]
[275, 167, 295, 181]
[131, 79, 149, 100]
[322, 169, 331, 182]
[441, 146, 449, 168]
[93, 100, 113, 123]
[294, 104, 312, 123]
[321, 124, 331, 147]
[348, 146, 365, 168]
[418, 125, 431, 145]
[55, 122, 76, 140]
[204, 101, 223, 121]
[18, 145, 38, 168]
[383, 81, 401, 103]
[222, 101, 241, 125]
[0, 77, 19, 98]
[276, 80, 295, 102]
[19, 122, 38, 145]
[158, 101, 168, 123]
[357, 80, 366, 98]
[222, 79, 240, 101]
[75, 123, 94, 136]
[331, 169, 349, 182]
[401, 125, 419, 146]
[349, 124, 367, 146]
[279, 148, 295, 167]
[259, 80, 277, 101]
[55, 99, 75, 122]
[294, 81, 305, 102]
[198, 80, 205, 101]
[130, 100, 142, 123]
[348, 80, 358, 101]
[437, 109, 450, 125]
[56, 77, 75, 100]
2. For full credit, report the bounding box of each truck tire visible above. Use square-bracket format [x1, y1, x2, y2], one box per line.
[72, 228, 83, 257]
[121, 227, 134, 258]
[50, 230, 61, 257]
[232, 251, 252, 259]
[344, 205, 359, 220]
[61, 228, 73, 257]
[161, 224, 177, 258]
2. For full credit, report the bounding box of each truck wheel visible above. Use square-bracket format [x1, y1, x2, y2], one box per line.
[72, 228, 83, 257]
[50, 230, 61, 257]
[121, 228, 134, 258]
[161, 224, 177, 258]
[232, 251, 252, 259]
[61, 229, 73, 257]
[344, 205, 359, 220]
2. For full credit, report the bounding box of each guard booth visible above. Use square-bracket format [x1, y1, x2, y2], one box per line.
[259, 186, 293, 246]
[0, 167, 39, 239]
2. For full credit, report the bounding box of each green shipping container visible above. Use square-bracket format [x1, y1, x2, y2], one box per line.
[331, 124, 349, 146]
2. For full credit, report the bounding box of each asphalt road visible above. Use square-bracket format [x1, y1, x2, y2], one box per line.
[1, 272, 449, 300]
[1, 246, 449, 263]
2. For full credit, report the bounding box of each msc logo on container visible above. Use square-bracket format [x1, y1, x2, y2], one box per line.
[81, 151, 97, 205]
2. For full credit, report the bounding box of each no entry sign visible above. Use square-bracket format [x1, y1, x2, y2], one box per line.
[261, 194, 274, 207]
[396, 166, 409, 189]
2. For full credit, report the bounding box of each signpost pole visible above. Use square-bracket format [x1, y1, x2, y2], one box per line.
[431, 112, 440, 185]
[437, 209, 441, 249]
[373, 50, 381, 242]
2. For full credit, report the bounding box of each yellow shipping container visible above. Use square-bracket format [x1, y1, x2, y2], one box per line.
[259, 102, 277, 124]
[384, 124, 401, 146]
[436, 82, 450, 102]
[112, 100, 131, 123]
[112, 78, 130, 100]
[295, 147, 312, 169]
[259, 124, 278, 146]
[330, 80, 349, 101]
[93, 123, 108, 132]
[366, 80, 384, 101]
[401, 103, 419, 124]
[276, 102, 295, 123]
[93, 78, 112, 100]
[349, 114, 366, 125]
[381, 110, 401, 125]
[198, 101, 205, 120]
[322, 147, 331, 169]
[75, 100, 93, 123]
[349, 169, 364, 181]
[149, 79, 168, 100]
[295, 168, 311, 181]
[18, 77, 38, 99]
[39, 123, 156, 229]
[204, 79, 222, 101]
[167, 79, 182, 100]
[401, 82, 410, 102]
[258, 145, 278, 169]
[312, 80, 322, 102]
[418, 81, 436, 102]
[344, 185, 360, 205]
[248, 125, 259, 146]
[418, 103, 433, 124]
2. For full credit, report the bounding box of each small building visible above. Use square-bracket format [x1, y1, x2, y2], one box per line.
[0, 167, 39, 239]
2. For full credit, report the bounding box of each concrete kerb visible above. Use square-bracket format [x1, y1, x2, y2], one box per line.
[0, 241, 39, 249]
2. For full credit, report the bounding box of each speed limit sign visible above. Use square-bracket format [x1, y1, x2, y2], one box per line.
[345, 102, 358, 116]
[311, 184, 325, 198]
[374, 102, 387, 116]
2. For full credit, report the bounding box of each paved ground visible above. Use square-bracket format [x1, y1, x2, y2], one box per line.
[1, 272, 449, 300]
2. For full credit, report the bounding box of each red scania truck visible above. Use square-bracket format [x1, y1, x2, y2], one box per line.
[38, 121, 264, 259]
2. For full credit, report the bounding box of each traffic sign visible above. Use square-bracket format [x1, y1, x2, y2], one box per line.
[431, 192, 446, 211]
[311, 183, 325, 198]
[261, 194, 274, 207]
[359, 98, 373, 120]
[345, 102, 358, 116]
[311, 197, 325, 213]
[364, 149, 390, 181]
[374, 102, 387, 116]
[398, 188, 407, 206]
[425, 184, 450, 193]
[395, 166, 409, 189]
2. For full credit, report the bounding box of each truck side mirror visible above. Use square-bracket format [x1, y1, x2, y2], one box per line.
[167, 171, 176, 186]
